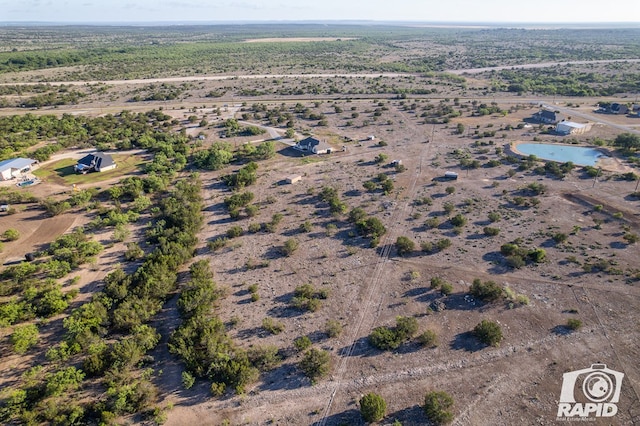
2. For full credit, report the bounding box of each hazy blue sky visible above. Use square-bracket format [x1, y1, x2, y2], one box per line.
[1, 0, 638, 23]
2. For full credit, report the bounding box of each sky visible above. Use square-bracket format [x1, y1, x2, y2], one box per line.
[1, 0, 638, 24]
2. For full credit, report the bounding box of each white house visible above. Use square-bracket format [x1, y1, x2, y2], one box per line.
[556, 121, 590, 135]
[0, 158, 37, 181]
[293, 137, 333, 154]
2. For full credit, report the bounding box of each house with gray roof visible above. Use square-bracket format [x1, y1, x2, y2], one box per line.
[0, 158, 37, 181]
[75, 152, 117, 174]
[532, 109, 558, 124]
[293, 137, 333, 154]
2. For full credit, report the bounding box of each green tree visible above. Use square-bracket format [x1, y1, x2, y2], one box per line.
[360, 392, 387, 423]
[325, 319, 343, 338]
[299, 348, 331, 383]
[11, 323, 39, 354]
[469, 279, 503, 303]
[423, 391, 454, 425]
[294, 336, 312, 352]
[2, 228, 20, 241]
[395, 236, 415, 256]
[474, 320, 503, 347]
[281, 238, 299, 256]
[567, 318, 583, 331]
[418, 330, 438, 348]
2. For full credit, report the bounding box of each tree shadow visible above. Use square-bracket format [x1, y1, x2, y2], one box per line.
[387, 405, 426, 426]
[402, 287, 430, 298]
[551, 325, 574, 336]
[443, 293, 481, 311]
[466, 233, 488, 240]
[337, 336, 378, 358]
[309, 409, 362, 426]
[257, 363, 306, 391]
[450, 331, 485, 352]
[609, 241, 627, 249]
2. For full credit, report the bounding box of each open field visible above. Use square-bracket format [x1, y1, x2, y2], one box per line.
[0, 24, 639, 426]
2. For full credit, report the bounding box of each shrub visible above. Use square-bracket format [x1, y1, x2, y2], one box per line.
[435, 238, 452, 251]
[369, 316, 418, 350]
[623, 233, 639, 244]
[395, 236, 415, 256]
[420, 241, 433, 252]
[248, 222, 261, 233]
[207, 237, 228, 251]
[2, 228, 20, 241]
[443, 202, 455, 214]
[300, 221, 313, 233]
[226, 226, 243, 238]
[247, 345, 282, 372]
[424, 217, 440, 229]
[527, 248, 546, 263]
[291, 283, 327, 312]
[210, 382, 226, 397]
[469, 279, 503, 303]
[473, 320, 503, 347]
[262, 317, 285, 335]
[182, 371, 196, 389]
[124, 242, 144, 260]
[450, 214, 467, 227]
[440, 283, 453, 296]
[369, 326, 400, 350]
[445, 186, 456, 195]
[299, 348, 331, 383]
[430, 276, 444, 289]
[360, 393, 387, 422]
[488, 211, 501, 222]
[483, 226, 500, 236]
[11, 323, 39, 354]
[553, 233, 568, 244]
[281, 238, 299, 256]
[325, 319, 343, 338]
[418, 330, 438, 348]
[506, 255, 525, 269]
[567, 318, 583, 331]
[423, 391, 454, 425]
[294, 336, 312, 352]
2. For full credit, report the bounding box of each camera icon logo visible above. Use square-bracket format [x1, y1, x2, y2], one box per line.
[557, 364, 624, 418]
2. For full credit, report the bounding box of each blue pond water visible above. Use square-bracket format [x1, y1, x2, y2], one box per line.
[516, 143, 606, 167]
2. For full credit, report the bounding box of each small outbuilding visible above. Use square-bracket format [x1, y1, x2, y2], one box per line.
[444, 171, 459, 180]
[286, 175, 302, 184]
[75, 152, 117, 174]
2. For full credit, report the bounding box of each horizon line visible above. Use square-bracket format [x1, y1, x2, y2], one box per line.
[0, 19, 639, 27]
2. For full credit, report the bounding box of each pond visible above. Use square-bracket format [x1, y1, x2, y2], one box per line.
[515, 143, 606, 167]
